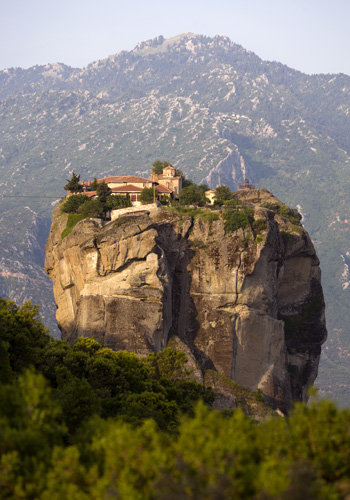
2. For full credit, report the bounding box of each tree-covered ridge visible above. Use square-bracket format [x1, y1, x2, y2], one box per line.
[0, 298, 349, 499]
[0, 298, 214, 435]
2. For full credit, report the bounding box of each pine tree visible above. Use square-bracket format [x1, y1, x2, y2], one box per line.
[64, 172, 83, 193]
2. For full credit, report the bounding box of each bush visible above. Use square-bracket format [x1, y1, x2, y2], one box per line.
[261, 201, 281, 212]
[106, 195, 132, 210]
[179, 185, 207, 206]
[279, 205, 302, 225]
[261, 202, 302, 225]
[140, 187, 155, 204]
[224, 198, 241, 208]
[223, 209, 254, 233]
[78, 199, 103, 218]
[214, 185, 232, 204]
[253, 218, 266, 233]
[198, 212, 219, 223]
[61, 194, 89, 213]
[159, 197, 170, 205]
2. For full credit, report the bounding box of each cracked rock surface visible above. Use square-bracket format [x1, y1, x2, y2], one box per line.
[45, 190, 327, 412]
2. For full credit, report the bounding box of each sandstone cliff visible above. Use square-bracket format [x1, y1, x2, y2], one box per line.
[45, 190, 327, 412]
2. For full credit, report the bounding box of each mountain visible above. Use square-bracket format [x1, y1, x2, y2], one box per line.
[0, 33, 349, 403]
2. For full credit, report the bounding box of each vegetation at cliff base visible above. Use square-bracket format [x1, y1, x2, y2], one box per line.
[0, 298, 213, 435]
[1, 297, 350, 499]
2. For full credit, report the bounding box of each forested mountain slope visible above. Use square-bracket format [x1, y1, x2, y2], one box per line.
[0, 33, 349, 403]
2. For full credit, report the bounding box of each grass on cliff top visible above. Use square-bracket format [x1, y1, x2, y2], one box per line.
[61, 213, 86, 239]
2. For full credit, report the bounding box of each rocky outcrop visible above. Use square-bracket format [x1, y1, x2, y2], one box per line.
[45, 190, 327, 412]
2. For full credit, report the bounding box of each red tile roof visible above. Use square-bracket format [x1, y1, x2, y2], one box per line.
[83, 183, 173, 197]
[111, 184, 143, 193]
[100, 175, 150, 184]
[155, 184, 173, 193]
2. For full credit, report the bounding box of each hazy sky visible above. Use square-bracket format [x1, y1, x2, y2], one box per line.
[1, 0, 349, 75]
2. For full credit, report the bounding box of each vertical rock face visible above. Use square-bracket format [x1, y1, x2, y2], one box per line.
[45, 190, 327, 412]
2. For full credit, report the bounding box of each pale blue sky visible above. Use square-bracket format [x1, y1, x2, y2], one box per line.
[1, 0, 349, 75]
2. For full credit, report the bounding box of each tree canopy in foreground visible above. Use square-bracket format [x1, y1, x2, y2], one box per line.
[0, 297, 349, 499]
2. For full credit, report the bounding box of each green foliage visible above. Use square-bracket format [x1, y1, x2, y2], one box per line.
[242, 232, 252, 248]
[0, 369, 66, 499]
[166, 206, 221, 227]
[182, 176, 195, 188]
[179, 185, 207, 206]
[223, 208, 254, 233]
[159, 196, 170, 205]
[64, 172, 83, 193]
[144, 347, 192, 382]
[61, 213, 85, 239]
[166, 205, 201, 217]
[1, 298, 350, 499]
[252, 218, 266, 233]
[152, 160, 167, 175]
[197, 212, 219, 223]
[96, 181, 112, 206]
[61, 189, 130, 220]
[255, 388, 264, 402]
[140, 186, 155, 204]
[262, 202, 302, 226]
[214, 184, 232, 204]
[60, 194, 89, 213]
[0, 299, 51, 381]
[224, 198, 242, 208]
[2, 387, 349, 499]
[86, 177, 99, 191]
[106, 194, 132, 210]
[198, 183, 209, 193]
[55, 367, 101, 433]
[0, 299, 212, 436]
[279, 205, 302, 225]
[261, 201, 281, 212]
[77, 199, 103, 218]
